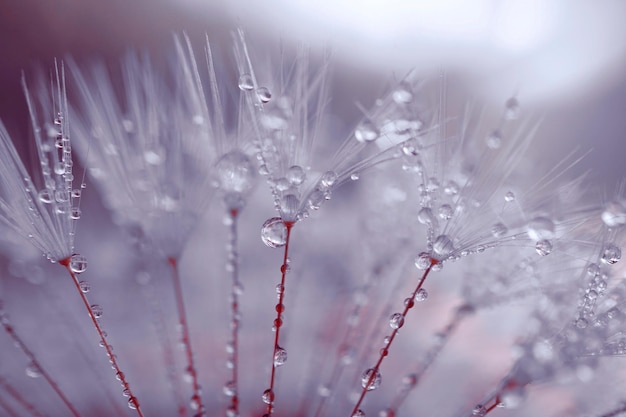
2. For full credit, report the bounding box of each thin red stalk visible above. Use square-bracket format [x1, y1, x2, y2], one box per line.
[0, 393, 20, 417]
[226, 208, 241, 417]
[0, 318, 82, 417]
[59, 258, 145, 417]
[0, 377, 45, 417]
[168, 257, 205, 416]
[265, 221, 294, 416]
[349, 261, 435, 417]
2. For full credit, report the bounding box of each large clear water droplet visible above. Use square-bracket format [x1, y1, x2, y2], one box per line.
[79, 280, 90, 293]
[274, 346, 288, 367]
[261, 218, 287, 248]
[215, 151, 256, 194]
[38, 189, 53, 204]
[261, 389, 274, 404]
[360, 368, 382, 391]
[286, 165, 306, 186]
[279, 194, 300, 222]
[319, 171, 338, 190]
[70, 254, 88, 274]
[352, 410, 365, 417]
[355, 120, 379, 143]
[238, 74, 254, 91]
[433, 234, 454, 258]
[535, 239, 552, 256]
[389, 313, 404, 329]
[472, 404, 487, 416]
[491, 222, 508, 237]
[414, 288, 428, 302]
[414, 252, 432, 270]
[601, 243, 621, 265]
[256, 87, 272, 103]
[91, 304, 103, 319]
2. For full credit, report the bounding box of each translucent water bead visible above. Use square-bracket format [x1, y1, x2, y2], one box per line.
[602, 201, 626, 227]
[69, 254, 87, 274]
[352, 410, 365, 417]
[389, 313, 404, 329]
[535, 239, 553, 256]
[414, 252, 432, 270]
[214, 151, 256, 195]
[238, 74, 254, 91]
[433, 235, 454, 258]
[261, 218, 287, 248]
[360, 368, 382, 391]
[273, 346, 287, 367]
[355, 120, 379, 143]
[472, 404, 487, 416]
[526, 217, 555, 240]
[25, 361, 42, 378]
[261, 389, 274, 404]
[256, 87, 272, 103]
[601, 244, 622, 265]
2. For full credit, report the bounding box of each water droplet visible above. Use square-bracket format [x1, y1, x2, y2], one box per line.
[389, 313, 404, 329]
[275, 283, 284, 294]
[417, 207, 436, 225]
[307, 189, 326, 210]
[414, 252, 432, 270]
[352, 410, 365, 417]
[601, 243, 621, 265]
[279, 194, 300, 222]
[70, 207, 81, 220]
[504, 191, 516, 202]
[69, 254, 88, 274]
[433, 235, 454, 258]
[402, 374, 417, 386]
[262, 389, 274, 404]
[38, 189, 53, 203]
[393, 87, 413, 104]
[144, 149, 165, 165]
[414, 288, 428, 302]
[190, 394, 202, 410]
[350, 173, 360, 181]
[274, 346, 287, 367]
[587, 263, 600, 277]
[286, 165, 306, 186]
[491, 222, 508, 237]
[380, 408, 395, 417]
[319, 171, 338, 190]
[127, 397, 139, 410]
[215, 151, 256, 196]
[505, 97, 521, 120]
[355, 120, 379, 143]
[256, 87, 271, 103]
[317, 384, 331, 397]
[438, 204, 453, 220]
[535, 239, 552, 256]
[575, 317, 588, 329]
[261, 218, 287, 248]
[25, 361, 42, 378]
[360, 368, 382, 391]
[444, 181, 460, 196]
[486, 130, 502, 149]
[238, 74, 254, 91]
[79, 280, 90, 293]
[602, 201, 626, 227]
[527, 217, 555, 240]
[91, 304, 103, 319]
[472, 404, 487, 416]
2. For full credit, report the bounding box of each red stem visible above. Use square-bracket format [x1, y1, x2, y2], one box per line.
[266, 221, 294, 416]
[168, 257, 205, 416]
[0, 319, 82, 417]
[349, 260, 436, 417]
[59, 258, 145, 417]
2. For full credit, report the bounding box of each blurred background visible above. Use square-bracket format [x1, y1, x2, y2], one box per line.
[0, 0, 625, 185]
[0, 1, 625, 417]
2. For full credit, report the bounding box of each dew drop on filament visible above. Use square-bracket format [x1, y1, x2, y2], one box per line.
[389, 313, 404, 329]
[360, 368, 382, 391]
[273, 346, 288, 367]
[261, 218, 287, 248]
[69, 254, 88, 274]
[535, 239, 553, 256]
[238, 74, 254, 91]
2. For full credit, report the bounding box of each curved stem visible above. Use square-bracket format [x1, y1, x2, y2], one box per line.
[59, 258, 145, 417]
[349, 260, 435, 417]
[168, 257, 205, 416]
[265, 221, 294, 416]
